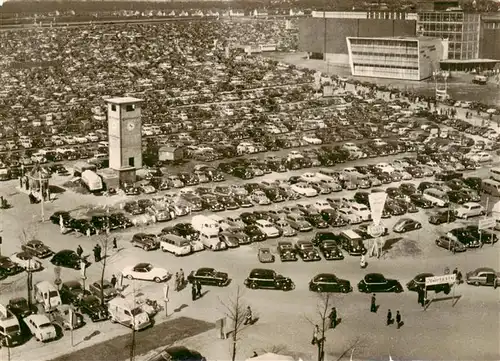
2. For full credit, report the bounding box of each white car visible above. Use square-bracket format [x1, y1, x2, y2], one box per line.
[349, 203, 372, 222]
[375, 162, 394, 173]
[274, 219, 297, 237]
[291, 183, 318, 197]
[338, 208, 362, 224]
[313, 200, 333, 212]
[251, 191, 271, 205]
[74, 136, 88, 144]
[300, 172, 319, 182]
[122, 263, 171, 283]
[24, 314, 57, 342]
[302, 135, 322, 145]
[455, 202, 485, 219]
[255, 220, 280, 238]
[468, 152, 492, 163]
[10, 252, 42, 271]
[86, 133, 99, 142]
[287, 150, 304, 160]
[190, 239, 205, 252]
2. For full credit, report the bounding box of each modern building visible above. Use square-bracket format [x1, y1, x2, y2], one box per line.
[346, 36, 446, 80]
[480, 14, 500, 61]
[106, 96, 143, 185]
[298, 11, 417, 63]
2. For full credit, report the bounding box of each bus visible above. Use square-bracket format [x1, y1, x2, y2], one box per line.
[423, 188, 449, 207]
[482, 179, 500, 197]
[490, 167, 500, 182]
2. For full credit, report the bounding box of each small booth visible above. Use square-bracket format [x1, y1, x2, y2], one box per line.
[20, 165, 52, 202]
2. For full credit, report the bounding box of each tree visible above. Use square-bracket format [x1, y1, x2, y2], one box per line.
[305, 293, 335, 361]
[96, 212, 119, 305]
[218, 286, 248, 361]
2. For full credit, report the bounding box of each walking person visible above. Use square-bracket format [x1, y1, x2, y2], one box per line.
[311, 324, 320, 345]
[76, 245, 83, 258]
[179, 269, 185, 289]
[110, 274, 117, 288]
[328, 307, 337, 329]
[417, 288, 425, 307]
[93, 245, 99, 263]
[191, 282, 197, 301]
[112, 237, 117, 249]
[244, 306, 253, 325]
[396, 311, 402, 329]
[386, 309, 392, 326]
[196, 280, 202, 298]
[95, 244, 102, 262]
[370, 294, 377, 313]
[174, 272, 180, 291]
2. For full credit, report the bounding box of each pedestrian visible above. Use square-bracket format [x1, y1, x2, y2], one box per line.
[174, 272, 179, 291]
[370, 294, 377, 313]
[93, 246, 99, 262]
[112, 237, 117, 249]
[396, 311, 402, 329]
[386, 309, 392, 326]
[110, 274, 117, 288]
[244, 306, 253, 325]
[311, 324, 320, 345]
[328, 307, 337, 329]
[95, 244, 102, 262]
[191, 282, 197, 301]
[179, 268, 185, 288]
[76, 245, 83, 258]
[196, 280, 202, 298]
[417, 288, 424, 307]
[453, 267, 458, 276]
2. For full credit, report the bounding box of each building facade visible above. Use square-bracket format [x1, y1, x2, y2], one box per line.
[480, 14, 500, 60]
[346, 36, 445, 80]
[417, 11, 480, 60]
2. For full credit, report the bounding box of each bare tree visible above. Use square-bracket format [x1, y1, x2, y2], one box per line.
[305, 293, 335, 361]
[96, 221, 119, 305]
[218, 286, 248, 361]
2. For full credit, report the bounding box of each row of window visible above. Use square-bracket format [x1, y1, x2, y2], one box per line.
[484, 22, 500, 30]
[353, 63, 419, 70]
[351, 51, 419, 58]
[350, 40, 418, 48]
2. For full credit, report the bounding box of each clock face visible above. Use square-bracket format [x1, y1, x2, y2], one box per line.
[127, 121, 136, 131]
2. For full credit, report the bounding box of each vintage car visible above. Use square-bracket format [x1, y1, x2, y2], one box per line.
[0, 256, 23, 275]
[318, 240, 344, 260]
[309, 273, 352, 293]
[286, 214, 313, 232]
[357, 273, 403, 293]
[258, 248, 275, 263]
[466, 267, 499, 287]
[187, 268, 229, 287]
[89, 280, 119, 302]
[273, 219, 297, 237]
[48, 304, 84, 330]
[21, 240, 53, 258]
[218, 233, 240, 248]
[50, 250, 89, 269]
[406, 273, 452, 294]
[393, 218, 422, 233]
[131, 233, 160, 251]
[60, 280, 89, 305]
[295, 241, 321, 262]
[277, 241, 298, 262]
[24, 314, 57, 342]
[244, 268, 294, 291]
[78, 295, 109, 322]
[428, 210, 457, 225]
[10, 252, 42, 271]
[7, 297, 35, 318]
[122, 263, 171, 283]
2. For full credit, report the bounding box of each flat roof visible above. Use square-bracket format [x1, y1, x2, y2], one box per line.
[440, 58, 498, 63]
[105, 96, 144, 105]
[348, 36, 440, 41]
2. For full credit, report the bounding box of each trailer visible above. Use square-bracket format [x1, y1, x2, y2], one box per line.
[81, 170, 103, 192]
[73, 161, 97, 177]
[159, 146, 184, 162]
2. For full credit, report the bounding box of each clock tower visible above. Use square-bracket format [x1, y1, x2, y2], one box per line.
[106, 97, 144, 182]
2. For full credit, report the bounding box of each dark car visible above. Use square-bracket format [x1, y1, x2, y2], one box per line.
[393, 218, 422, 233]
[447, 190, 470, 204]
[406, 273, 451, 294]
[148, 346, 206, 361]
[276, 241, 298, 262]
[49, 211, 72, 226]
[465, 225, 498, 244]
[109, 213, 134, 229]
[216, 195, 239, 210]
[309, 273, 352, 293]
[200, 194, 224, 212]
[0, 256, 23, 275]
[428, 210, 456, 225]
[60, 280, 89, 305]
[318, 240, 344, 260]
[357, 273, 403, 293]
[124, 201, 144, 215]
[78, 295, 109, 322]
[312, 231, 341, 247]
[435, 170, 463, 182]
[244, 268, 294, 291]
[463, 177, 482, 191]
[320, 209, 347, 227]
[187, 268, 229, 287]
[354, 224, 389, 240]
[7, 297, 35, 319]
[51, 250, 90, 269]
[162, 223, 200, 241]
[233, 167, 254, 179]
[339, 231, 367, 256]
[353, 191, 370, 206]
[243, 225, 267, 242]
[88, 280, 119, 302]
[68, 218, 97, 235]
[131, 233, 160, 251]
[447, 228, 480, 248]
[435, 236, 467, 252]
[21, 240, 53, 258]
[409, 193, 433, 209]
[295, 241, 321, 262]
[304, 212, 329, 228]
[240, 212, 258, 225]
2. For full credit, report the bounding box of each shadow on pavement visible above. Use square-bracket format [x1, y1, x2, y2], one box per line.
[173, 304, 189, 313]
[49, 317, 214, 361]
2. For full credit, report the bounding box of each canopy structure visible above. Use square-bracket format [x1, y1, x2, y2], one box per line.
[245, 353, 295, 361]
[20, 165, 51, 200]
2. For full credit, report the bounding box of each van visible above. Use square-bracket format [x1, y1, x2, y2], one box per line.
[107, 298, 151, 331]
[159, 234, 192, 256]
[482, 179, 500, 196]
[199, 232, 227, 251]
[340, 230, 367, 256]
[191, 215, 220, 234]
[0, 304, 23, 346]
[423, 188, 449, 207]
[34, 281, 62, 312]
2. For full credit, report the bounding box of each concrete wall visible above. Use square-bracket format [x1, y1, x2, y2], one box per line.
[418, 39, 443, 80]
[298, 18, 417, 55]
[480, 28, 500, 60]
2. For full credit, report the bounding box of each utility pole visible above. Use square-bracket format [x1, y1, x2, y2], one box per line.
[129, 281, 137, 361]
[39, 171, 45, 222]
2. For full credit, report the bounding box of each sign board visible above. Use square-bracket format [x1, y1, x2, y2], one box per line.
[368, 224, 385, 238]
[163, 284, 170, 302]
[368, 192, 387, 226]
[80, 261, 87, 280]
[479, 217, 496, 230]
[425, 274, 456, 287]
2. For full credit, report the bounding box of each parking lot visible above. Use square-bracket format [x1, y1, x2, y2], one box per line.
[1, 16, 500, 361]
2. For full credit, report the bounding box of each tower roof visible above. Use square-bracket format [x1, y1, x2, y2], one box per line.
[105, 97, 144, 105]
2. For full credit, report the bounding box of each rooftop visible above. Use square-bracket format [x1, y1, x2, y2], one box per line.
[348, 36, 441, 41]
[105, 96, 144, 105]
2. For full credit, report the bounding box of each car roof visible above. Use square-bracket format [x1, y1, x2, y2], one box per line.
[197, 267, 214, 273]
[473, 267, 496, 273]
[135, 263, 151, 268]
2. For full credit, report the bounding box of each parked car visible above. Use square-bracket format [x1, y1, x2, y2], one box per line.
[60, 280, 89, 305]
[454, 202, 484, 219]
[78, 295, 109, 322]
[295, 241, 321, 261]
[88, 280, 119, 302]
[187, 268, 230, 287]
[21, 240, 53, 258]
[276, 241, 298, 262]
[393, 218, 422, 233]
[24, 314, 57, 342]
[357, 273, 403, 293]
[147, 346, 206, 361]
[7, 297, 35, 319]
[466, 267, 499, 287]
[258, 248, 275, 263]
[428, 210, 456, 225]
[318, 240, 344, 260]
[435, 236, 467, 252]
[309, 273, 352, 293]
[244, 268, 294, 291]
[122, 263, 171, 282]
[406, 273, 451, 294]
[10, 252, 42, 271]
[50, 250, 89, 270]
[131, 233, 160, 251]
